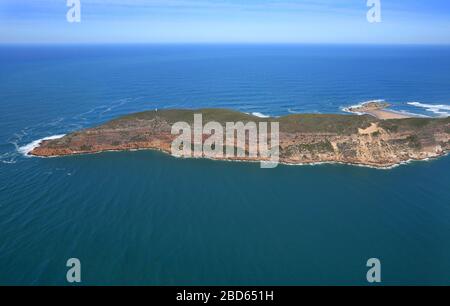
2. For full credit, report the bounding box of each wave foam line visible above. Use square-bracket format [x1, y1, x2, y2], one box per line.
[342, 99, 386, 115]
[18, 134, 66, 156]
[408, 102, 450, 117]
[251, 112, 271, 118]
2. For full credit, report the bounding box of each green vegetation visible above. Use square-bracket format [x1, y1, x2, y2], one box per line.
[94, 108, 450, 139]
[113, 108, 258, 125]
[372, 131, 381, 137]
[379, 117, 438, 132]
[107, 109, 378, 135]
[390, 135, 422, 149]
[278, 114, 376, 134]
[284, 140, 334, 156]
[80, 144, 92, 151]
[406, 135, 422, 149]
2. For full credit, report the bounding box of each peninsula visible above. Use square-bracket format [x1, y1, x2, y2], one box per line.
[344, 100, 412, 119]
[30, 104, 450, 168]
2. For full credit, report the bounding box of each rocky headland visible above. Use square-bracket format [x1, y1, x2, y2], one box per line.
[30, 104, 450, 168]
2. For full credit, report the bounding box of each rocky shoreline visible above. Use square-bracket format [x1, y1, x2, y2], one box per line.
[30, 107, 450, 168]
[344, 100, 412, 119]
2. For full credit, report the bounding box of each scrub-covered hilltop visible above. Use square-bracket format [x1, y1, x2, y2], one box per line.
[30, 108, 450, 168]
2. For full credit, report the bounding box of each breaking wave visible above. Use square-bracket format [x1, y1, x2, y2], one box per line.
[18, 135, 66, 156]
[408, 102, 450, 117]
[251, 112, 271, 118]
[341, 99, 386, 115]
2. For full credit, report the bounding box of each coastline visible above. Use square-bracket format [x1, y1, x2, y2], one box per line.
[22, 135, 449, 170]
[18, 134, 66, 157]
[343, 100, 414, 119]
[23, 106, 450, 169]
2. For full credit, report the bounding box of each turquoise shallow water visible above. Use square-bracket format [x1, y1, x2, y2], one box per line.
[1, 45, 450, 285]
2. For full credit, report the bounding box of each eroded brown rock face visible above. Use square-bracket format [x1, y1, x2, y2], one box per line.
[30, 109, 450, 168]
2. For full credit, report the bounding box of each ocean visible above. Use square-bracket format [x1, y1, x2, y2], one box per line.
[1, 44, 450, 285]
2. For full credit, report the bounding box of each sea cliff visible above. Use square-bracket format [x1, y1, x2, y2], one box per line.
[30, 108, 450, 168]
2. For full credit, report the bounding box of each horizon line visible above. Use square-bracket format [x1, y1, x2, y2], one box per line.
[2, 42, 450, 47]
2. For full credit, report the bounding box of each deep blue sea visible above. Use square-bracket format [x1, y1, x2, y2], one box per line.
[1, 45, 450, 285]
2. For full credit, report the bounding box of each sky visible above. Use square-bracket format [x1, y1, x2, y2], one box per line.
[0, 0, 449, 44]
